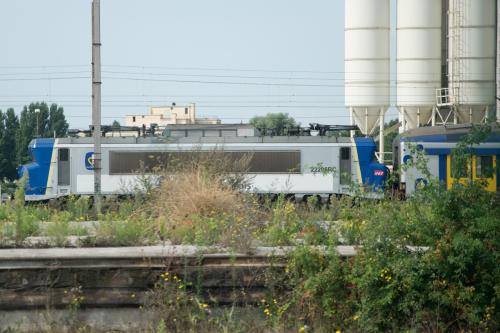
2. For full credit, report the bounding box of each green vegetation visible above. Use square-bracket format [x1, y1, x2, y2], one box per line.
[250, 112, 297, 136]
[0, 102, 69, 187]
[0, 127, 498, 332]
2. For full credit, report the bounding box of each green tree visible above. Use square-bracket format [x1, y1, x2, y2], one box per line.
[16, 102, 69, 165]
[111, 120, 121, 130]
[48, 103, 69, 137]
[0, 110, 5, 179]
[0, 109, 20, 181]
[250, 113, 297, 135]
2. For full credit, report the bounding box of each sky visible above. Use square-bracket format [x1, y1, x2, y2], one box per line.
[0, 0, 397, 129]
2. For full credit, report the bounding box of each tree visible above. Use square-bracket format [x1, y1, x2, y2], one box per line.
[111, 120, 121, 130]
[0, 109, 19, 180]
[16, 102, 69, 165]
[48, 103, 69, 137]
[250, 113, 298, 135]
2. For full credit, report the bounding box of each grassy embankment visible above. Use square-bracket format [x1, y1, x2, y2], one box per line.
[0, 147, 499, 332]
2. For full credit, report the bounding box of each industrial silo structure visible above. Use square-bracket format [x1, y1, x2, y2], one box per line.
[345, 0, 390, 160]
[448, 0, 497, 124]
[397, 0, 442, 131]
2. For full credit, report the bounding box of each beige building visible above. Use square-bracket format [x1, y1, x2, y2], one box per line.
[125, 103, 220, 127]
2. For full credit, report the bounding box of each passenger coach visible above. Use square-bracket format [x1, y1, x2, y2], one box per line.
[393, 124, 500, 196]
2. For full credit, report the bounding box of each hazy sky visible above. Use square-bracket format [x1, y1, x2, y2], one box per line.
[0, 0, 397, 128]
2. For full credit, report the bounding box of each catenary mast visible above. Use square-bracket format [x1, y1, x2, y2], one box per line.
[92, 0, 102, 213]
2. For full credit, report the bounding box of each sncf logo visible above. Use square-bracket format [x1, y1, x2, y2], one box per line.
[85, 152, 94, 170]
[374, 170, 384, 176]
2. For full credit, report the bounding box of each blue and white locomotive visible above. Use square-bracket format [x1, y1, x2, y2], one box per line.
[18, 130, 389, 201]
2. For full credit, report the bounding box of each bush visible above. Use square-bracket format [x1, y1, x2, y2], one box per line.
[143, 150, 263, 252]
[351, 183, 500, 332]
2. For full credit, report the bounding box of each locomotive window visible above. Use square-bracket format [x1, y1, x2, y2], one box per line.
[339, 147, 351, 185]
[59, 148, 69, 161]
[340, 147, 350, 160]
[476, 156, 494, 178]
[109, 151, 301, 175]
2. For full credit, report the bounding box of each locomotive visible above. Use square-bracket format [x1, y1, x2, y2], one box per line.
[18, 125, 389, 201]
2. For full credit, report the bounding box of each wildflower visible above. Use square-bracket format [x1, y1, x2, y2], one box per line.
[335, 330, 341, 333]
[263, 308, 271, 316]
[353, 314, 359, 321]
[131, 293, 136, 299]
[199, 303, 209, 309]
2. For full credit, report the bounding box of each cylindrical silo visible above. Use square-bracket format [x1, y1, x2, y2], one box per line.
[449, 0, 496, 123]
[397, 0, 442, 131]
[345, 0, 390, 137]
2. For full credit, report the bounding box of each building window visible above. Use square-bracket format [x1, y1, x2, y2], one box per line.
[185, 108, 188, 114]
[132, 116, 136, 122]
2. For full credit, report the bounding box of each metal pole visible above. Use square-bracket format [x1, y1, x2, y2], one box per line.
[379, 108, 385, 164]
[92, 0, 102, 213]
[35, 108, 40, 137]
[497, 0, 500, 121]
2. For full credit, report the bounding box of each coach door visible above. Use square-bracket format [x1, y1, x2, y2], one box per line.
[58, 148, 70, 191]
[473, 155, 496, 192]
[447, 155, 496, 192]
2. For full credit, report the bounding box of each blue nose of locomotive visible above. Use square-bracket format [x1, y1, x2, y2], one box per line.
[18, 138, 55, 195]
[368, 162, 389, 192]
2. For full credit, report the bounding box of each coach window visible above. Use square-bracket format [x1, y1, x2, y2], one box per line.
[476, 156, 494, 178]
[450, 155, 470, 179]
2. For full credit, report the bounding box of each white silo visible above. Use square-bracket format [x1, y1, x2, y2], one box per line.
[345, 0, 390, 160]
[397, 0, 442, 131]
[448, 0, 496, 123]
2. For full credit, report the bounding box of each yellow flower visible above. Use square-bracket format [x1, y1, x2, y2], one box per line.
[298, 326, 306, 333]
[353, 314, 359, 321]
[199, 303, 209, 309]
[335, 330, 341, 333]
[131, 294, 136, 299]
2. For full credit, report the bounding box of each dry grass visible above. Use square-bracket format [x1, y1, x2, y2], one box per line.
[139, 149, 264, 251]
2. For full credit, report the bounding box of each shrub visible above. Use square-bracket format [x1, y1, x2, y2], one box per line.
[277, 246, 354, 332]
[351, 183, 500, 332]
[143, 150, 263, 252]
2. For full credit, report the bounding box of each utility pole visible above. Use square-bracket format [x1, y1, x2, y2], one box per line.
[92, 0, 102, 214]
[35, 108, 40, 137]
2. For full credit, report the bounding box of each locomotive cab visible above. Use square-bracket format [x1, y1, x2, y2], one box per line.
[18, 138, 55, 199]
